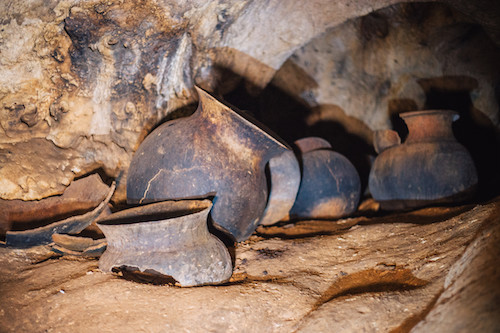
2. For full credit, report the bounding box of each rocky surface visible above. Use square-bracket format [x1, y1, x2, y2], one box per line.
[250, 2, 500, 193]
[1, 0, 499, 201]
[1, 197, 499, 332]
[273, 3, 500, 131]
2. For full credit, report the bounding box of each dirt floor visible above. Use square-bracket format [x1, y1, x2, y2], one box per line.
[1, 198, 499, 332]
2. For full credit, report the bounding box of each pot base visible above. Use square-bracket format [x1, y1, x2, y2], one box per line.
[377, 185, 478, 211]
[100, 241, 232, 287]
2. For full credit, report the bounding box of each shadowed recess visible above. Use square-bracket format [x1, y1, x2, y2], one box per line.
[311, 267, 429, 312]
[256, 218, 359, 239]
[112, 266, 179, 286]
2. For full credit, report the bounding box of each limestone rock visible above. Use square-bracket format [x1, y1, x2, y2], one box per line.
[1, 0, 499, 200]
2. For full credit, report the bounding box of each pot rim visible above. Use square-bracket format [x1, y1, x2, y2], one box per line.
[195, 86, 290, 150]
[400, 109, 459, 121]
[97, 199, 212, 226]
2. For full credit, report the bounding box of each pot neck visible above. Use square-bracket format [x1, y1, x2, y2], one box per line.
[100, 208, 210, 250]
[194, 86, 289, 161]
[401, 110, 458, 143]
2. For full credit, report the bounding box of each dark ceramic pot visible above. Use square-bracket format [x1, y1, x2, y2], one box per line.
[127, 87, 299, 241]
[369, 110, 478, 210]
[97, 200, 232, 287]
[289, 137, 361, 220]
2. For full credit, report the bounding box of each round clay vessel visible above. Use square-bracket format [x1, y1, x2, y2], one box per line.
[97, 199, 232, 287]
[127, 87, 299, 241]
[290, 137, 361, 220]
[369, 110, 478, 210]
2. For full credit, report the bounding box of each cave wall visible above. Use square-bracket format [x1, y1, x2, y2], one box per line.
[252, 2, 500, 193]
[271, 3, 500, 131]
[0, 0, 499, 201]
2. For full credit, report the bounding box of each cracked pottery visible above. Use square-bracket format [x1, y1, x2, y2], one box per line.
[127, 87, 300, 241]
[289, 137, 361, 220]
[369, 110, 478, 210]
[97, 199, 232, 287]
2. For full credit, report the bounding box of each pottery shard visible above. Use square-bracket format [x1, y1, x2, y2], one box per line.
[4, 180, 114, 248]
[0, 174, 110, 234]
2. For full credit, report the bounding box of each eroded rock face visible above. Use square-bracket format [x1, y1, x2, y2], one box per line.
[0, 0, 499, 200]
[255, 2, 500, 193]
[271, 3, 500, 132]
[0, 0, 199, 200]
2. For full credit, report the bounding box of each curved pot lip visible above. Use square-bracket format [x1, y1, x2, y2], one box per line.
[97, 199, 212, 227]
[294, 137, 332, 153]
[400, 109, 459, 121]
[194, 86, 290, 150]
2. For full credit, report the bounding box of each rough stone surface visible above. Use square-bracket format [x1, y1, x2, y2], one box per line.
[1, 0, 499, 201]
[272, 3, 500, 131]
[255, 2, 500, 194]
[1, 197, 499, 332]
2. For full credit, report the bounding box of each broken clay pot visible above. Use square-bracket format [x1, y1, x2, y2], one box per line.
[97, 199, 232, 287]
[0, 174, 110, 236]
[369, 110, 478, 210]
[4, 180, 115, 248]
[127, 87, 299, 241]
[51, 233, 107, 258]
[289, 137, 361, 220]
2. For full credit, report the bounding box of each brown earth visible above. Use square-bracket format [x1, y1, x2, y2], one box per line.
[1, 197, 499, 332]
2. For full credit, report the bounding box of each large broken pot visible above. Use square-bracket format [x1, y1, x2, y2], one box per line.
[369, 110, 478, 210]
[97, 199, 232, 287]
[127, 87, 300, 241]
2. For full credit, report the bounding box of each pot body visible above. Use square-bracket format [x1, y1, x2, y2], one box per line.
[258, 150, 300, 225]
[97, 200, 232, 287]
[369, 110, 478, 210]
[290, 137, 361, 220]
[127, 87, 295, 241]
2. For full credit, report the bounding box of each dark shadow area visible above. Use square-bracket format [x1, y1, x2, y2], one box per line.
[147, 102, 198, 134]
[224, 81, 375, 193]
[387, 98, 417, 141]
[321, 282, 425, 304]
[75, 225, 105, 240]
[358, 203, 476, 226]
[112, 266, 179, 286]
[97, 207, 206, 225]
[307, 267, 428, 315]
[255, 200, 476, 240]
[255, 218, 359, 240]
[208, 215, 236, 267]
[5, 208, 97, 233]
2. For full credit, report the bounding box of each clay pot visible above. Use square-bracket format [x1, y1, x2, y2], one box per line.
[97, 199, 232, 287]
[289, 137, 361, 220]
[369, 110, 478, 210]
[127, 87, 299, 241]
[258, 150, 301, 225]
